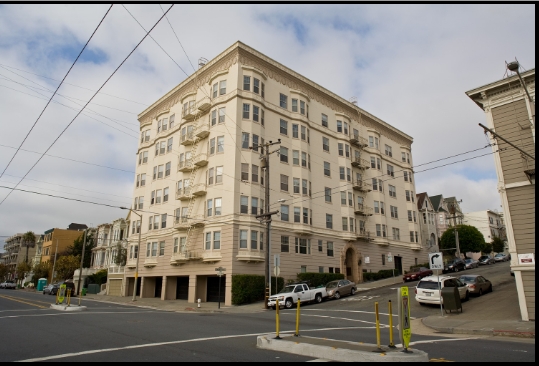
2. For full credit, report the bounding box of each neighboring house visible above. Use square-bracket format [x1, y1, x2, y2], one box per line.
[429, 194, 451, 238]
[107, 218, 128, 296]
[31, 235, 44, 268]
[464, 210, 507, 247]
[124, 41, 427, 306]
[3, 233, 37, 282]
[466, 67, 535, 321]
[416, 193, 438, 251]
[91, 223, 112, 270]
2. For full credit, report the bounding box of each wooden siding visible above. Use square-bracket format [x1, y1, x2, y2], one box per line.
[521, 271, 535, 321]
[506, 185, 536, 253]
[491, 100, 535, 185]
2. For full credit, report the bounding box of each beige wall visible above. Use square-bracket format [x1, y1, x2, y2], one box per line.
[41, 229, 84, 263]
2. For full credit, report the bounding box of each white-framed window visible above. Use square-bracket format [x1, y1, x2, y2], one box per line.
[387, 164, 394, 177]
[243, 103, 250, 119]
[281, 236, 290, 252]
[326, 214, 333, 229]
[408, 210, 413, 222]
[342, 217, 348, 231]
[280, 174, 289, 191]
[213, 232, 221, 250]
[253, 105, 259, 122]
[243, 75, 250, 91]
[252, 164, 259, 183]
[280, 119, 288, 135]
[322, 137, 330, 152]
[241, 133, 250, 149]
[390, 205, 398, 219]
[219, 108, 226, 123]
[217, 136, 224, 153]
[389, 185, 397, 198]
[253, 78, 260, 94]
[219, 80, 227, 95]
[207, 199, 213, 217]
[300, 100, 305, 115]
[281, 205, 289, 221]
[165, 162, 171, 177]
[240, 195, 249, 214]
[239, 230, 248, 249]
[292, 150, 300, 165]
[292, 98, 298, 112]
[385, 145, 393, 157]
[327, 242, 334, 256]
[251, 197, 259, 215]
[158, 165, 164, 179]
[205, 232, 212, 250]
[167, 137, 173, 153]
[215, 197, 222, 215]
[280, 146, 288, 163]
[251, 231, 258, 250]
[215, 166, 223, 183]
[279, 93, 288, 109]
[324, 187, 332, 203]
[322, 114, 328, 128]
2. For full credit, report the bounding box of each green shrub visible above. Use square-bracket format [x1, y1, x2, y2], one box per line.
[231, 275, 284, 305]
[296, 273, 345, 287]
[88, 270, 108, 285]
[363, 269, 398, 282]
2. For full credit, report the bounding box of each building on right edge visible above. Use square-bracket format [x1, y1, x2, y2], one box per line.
[466, 67, 535, 321]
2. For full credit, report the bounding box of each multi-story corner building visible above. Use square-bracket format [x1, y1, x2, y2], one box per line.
[41, 224, 88, 281]
[4, 233, 37, 280]
[466, 67, 535, 321]
[416, 193, 439, 251]
[125, 41, 426, 305]
[463, 210, 506, 251]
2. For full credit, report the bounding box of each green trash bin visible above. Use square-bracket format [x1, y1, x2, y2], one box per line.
[37, 278, 48, 292]
[82, 288, 87, 296]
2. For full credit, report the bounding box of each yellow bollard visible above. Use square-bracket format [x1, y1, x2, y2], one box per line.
[67, 289, 71, 307]
[295, 299, 301, 337]
[275, 299, 281, 339]
[55, 289, 59, 305]
[374, 302, 383, 352]
[388, 300, 395, 348]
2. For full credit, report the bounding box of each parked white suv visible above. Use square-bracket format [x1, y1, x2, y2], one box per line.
[415, 275, 469, 305]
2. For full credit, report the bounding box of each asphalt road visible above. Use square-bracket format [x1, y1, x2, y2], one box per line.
[0, 261, 534, 362]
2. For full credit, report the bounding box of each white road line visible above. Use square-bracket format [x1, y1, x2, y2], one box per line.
[0, 310, 157, 320]
[395, 337, 481, 347]
[16, 326, 370, 362]
[0, 309, 51, 313]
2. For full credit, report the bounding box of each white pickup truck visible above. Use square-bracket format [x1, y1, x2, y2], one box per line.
[268, 283, 328, 309]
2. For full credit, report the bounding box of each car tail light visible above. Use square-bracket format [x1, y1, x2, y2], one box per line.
[415, 288, 417, 294]
[469, 285, 475, 289]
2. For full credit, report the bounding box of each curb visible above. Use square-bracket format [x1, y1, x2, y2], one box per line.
[257, 334, 429, 362]
[421, 318, 535, 339]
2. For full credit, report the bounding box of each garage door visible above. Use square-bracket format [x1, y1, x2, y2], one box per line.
[207, 276, 225, 302]
[108, 279, 122, 296]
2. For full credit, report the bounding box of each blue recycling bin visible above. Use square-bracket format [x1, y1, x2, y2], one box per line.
[37, 278, 48, 292]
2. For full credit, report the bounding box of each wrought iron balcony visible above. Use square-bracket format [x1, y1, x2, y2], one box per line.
[352, 180, 372, 192]
[354, 204, 374, 216]
[351, 157, 370, 170]
[350, 133, 368, 148]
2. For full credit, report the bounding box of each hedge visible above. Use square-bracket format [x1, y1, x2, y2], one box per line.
[296, 273, 345, 288]
[231, 275, 284, 305]
[363, 269, 399, 282]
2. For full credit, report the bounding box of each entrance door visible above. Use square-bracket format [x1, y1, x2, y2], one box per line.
[176, 277, 189, 300]
[394, 256, 403, 275]
[135, 277, 141, 296]
[207, 276, 225, 302]
[155, 277, 162, 298]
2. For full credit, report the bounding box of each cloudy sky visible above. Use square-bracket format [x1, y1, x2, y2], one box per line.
[0, 4, 535, 248]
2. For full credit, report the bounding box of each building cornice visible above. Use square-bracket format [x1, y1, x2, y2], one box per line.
[138, 41, 413, 146]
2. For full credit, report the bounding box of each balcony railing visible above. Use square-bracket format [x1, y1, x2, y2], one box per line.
[180, 131, 196, 145]
[174, 217, 205, 230]
[351, 157, 370, 170]
[354, 204, 374, 216]
[356, 229, 370, 240]
[195, 123, 210, 139]
[176, 183, 207, 200]
[108, 266, 125, 274]
[352, 180, 372, 192]
[350, 133, 368, 148]
[197, 96, 211, 112]
[178, 154, 209, 172]
[170, 251, 201, 265]
[236, 250, 265, 262]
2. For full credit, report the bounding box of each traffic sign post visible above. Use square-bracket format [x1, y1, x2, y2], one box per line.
[429, 252, 444, 317]
[215, 267, 226, 309]
[274, 254, 280, 295]
[398, 287, 412, 353]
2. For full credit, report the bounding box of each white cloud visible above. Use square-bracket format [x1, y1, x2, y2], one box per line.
[0, 4, 534, 242]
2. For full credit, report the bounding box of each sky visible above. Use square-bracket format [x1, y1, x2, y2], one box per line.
[0, 4, 535, 249]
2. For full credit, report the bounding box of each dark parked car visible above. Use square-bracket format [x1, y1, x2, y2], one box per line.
[464, 258, 479, 269]
[43, 283, 60, 295]
[478, 255, 495, 265]
[459, 275, 493, 296]
[403, 267, 433, 282]
[443, 258, 466, 273]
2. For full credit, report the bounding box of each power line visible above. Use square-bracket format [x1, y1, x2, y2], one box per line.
[0, 5, 114, 182]
[0, 4, 175, 208]
[0, 144, 135, 173]
[0, 62, 149, 107]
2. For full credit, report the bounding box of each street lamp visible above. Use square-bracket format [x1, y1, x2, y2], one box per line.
[120, 207, 142, 301]
[507, 60, 535, 106]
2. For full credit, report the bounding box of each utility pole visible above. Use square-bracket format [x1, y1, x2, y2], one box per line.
[51, 238, 59, 283]
[252, 139, 281, 309]
[77, 230, 87, 299]
[448, 202, 462, 259]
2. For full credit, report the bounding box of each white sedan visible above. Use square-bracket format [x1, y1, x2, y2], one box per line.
[415, 275, 469, 305]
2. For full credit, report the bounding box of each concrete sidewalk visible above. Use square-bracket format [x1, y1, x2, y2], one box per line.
[422, 281, 535, 338]
[82, 293, 269, 314]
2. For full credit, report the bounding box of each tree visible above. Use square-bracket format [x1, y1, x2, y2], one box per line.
[113, 243, 127, 267]
[88, 269, 108, 285]
[55, 255, 80, 281]
[481, 242, 493, 255]
[16, 262, 31, 283]
[491, 236, 505, 253]
[32, 261, 52, 283]
[440, 225, 485, 255]
[0, 263, 8, 281]
[67, 231, 95, 268]
[21, 231, 36, 264]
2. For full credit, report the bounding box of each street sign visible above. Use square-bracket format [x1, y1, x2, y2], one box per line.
[215, 267, 226, 277]
[429, 252, 443, 270]
[274, 254, 280, 267]
[58, 284, 67, 304]
[273, 266, 280, 276]
[398, 286, 412, 350]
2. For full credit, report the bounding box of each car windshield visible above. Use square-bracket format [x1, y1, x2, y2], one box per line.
[417, 281, 440, 290]
[460, 276, 476, 283]
[278, 286, 296, 294]
[465, 259, 473, 263]
[495, 254, 503, 257]
[479, 256, 488, 260]
[326, 282, 339, 288]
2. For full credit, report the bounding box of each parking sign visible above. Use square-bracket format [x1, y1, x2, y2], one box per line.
[429, 252, 443, 270]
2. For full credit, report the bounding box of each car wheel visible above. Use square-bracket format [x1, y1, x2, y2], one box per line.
[419, 302, 425, 306]
[479, 289, 483, 296]
[488, 285, 493, 293]
[334, 292, 341, 300]
[285, 299, 294, 309]
[454, 268, 459, 273]
[315, 294, 323, 304]
[272, 306, 276, 310]
[350, 288, 356, 296]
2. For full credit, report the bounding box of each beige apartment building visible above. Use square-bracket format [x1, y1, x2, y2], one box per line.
[3, 233, 36, 281]
[125, 42, 427, 305]
[466, 67, 535, 321]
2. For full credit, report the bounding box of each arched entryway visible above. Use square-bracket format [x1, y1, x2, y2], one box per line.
[341, 243, 362, 283]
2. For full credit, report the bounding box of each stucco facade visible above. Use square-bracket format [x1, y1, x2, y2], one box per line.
[125, 42, 427, 305]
